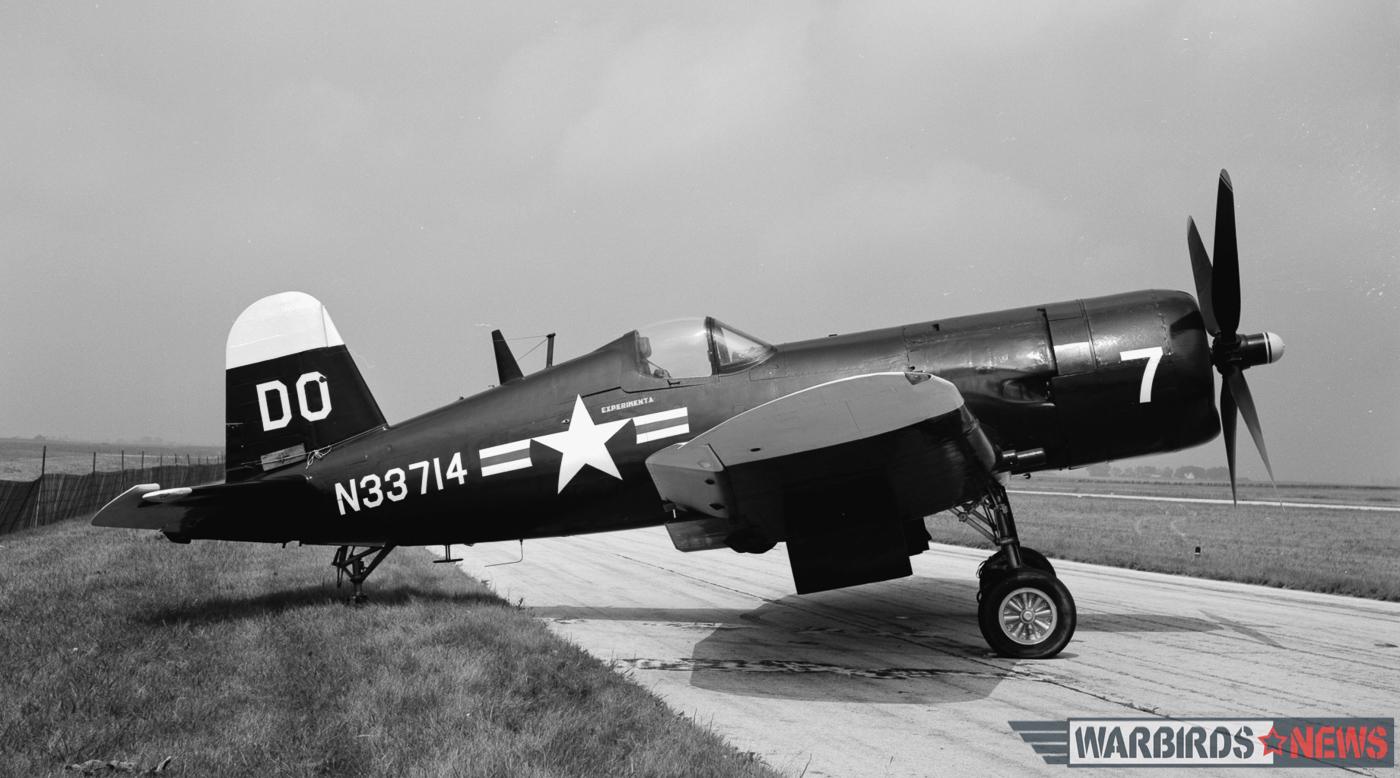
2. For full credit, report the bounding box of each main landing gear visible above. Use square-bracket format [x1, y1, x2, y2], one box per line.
[952, 483, 1076, 659]
[331, 545, 395, 604]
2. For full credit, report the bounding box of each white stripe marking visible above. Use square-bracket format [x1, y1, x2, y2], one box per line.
[634, 407, 687, 425]
[480, 439, 531, 458]
[636, 423, 690, 444]
[481, 459, 533, 477]
[1009, 489, 1400, 513]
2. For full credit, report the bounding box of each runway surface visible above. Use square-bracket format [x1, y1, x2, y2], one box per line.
[454, 527, 1400, 777]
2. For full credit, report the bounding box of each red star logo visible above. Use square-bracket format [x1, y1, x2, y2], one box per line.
[1258, 726, 1288, 757]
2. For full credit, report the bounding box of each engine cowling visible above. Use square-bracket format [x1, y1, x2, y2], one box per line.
[1044, 290, 1220, 467]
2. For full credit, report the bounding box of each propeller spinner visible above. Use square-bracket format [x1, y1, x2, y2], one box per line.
[1186, 170, 1284, 502]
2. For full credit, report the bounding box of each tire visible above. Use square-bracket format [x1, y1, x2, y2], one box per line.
[978, 546, 1055, 581]
[977, 568, 1076, 659]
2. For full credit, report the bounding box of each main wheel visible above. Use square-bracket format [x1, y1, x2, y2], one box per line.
[977, 568, 1076, 659]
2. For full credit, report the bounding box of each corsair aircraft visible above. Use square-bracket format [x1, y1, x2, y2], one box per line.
[95, 171, 1282, 658]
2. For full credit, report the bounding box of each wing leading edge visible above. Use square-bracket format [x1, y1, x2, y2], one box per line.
[646, 371, 997, 593]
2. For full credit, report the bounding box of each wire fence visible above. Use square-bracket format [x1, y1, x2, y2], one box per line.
[0, 450, 225, 536]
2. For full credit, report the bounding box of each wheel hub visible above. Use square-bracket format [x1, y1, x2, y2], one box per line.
[1000, 588, 1058, 645]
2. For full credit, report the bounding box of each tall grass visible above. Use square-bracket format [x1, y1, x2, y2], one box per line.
[0, 520, 776, 777]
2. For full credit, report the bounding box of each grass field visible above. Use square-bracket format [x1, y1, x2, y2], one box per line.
[926, 477, 1400, 601]
[5, 454, 1395, 775]
[0, 438, 223, 481]
[0, 519, 778, 778]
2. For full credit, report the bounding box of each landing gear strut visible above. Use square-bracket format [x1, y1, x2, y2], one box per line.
[331, 545, 395, 604]
[952, 483, 1076, 659]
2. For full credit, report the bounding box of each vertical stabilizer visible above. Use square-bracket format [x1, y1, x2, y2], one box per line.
[225, 292, 385, 482]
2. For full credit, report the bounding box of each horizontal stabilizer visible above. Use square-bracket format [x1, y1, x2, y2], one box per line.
[92, 477, 317, 537]
[92, 484, 170, 529]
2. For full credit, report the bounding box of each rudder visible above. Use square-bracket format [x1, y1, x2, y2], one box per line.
[225, 292, 386, 482]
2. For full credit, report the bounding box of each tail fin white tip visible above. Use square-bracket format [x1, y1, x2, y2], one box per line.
[227, 291, 344, 370]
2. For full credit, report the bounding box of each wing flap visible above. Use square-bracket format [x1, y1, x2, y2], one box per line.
[646, 442, 732, 520]
[663, 516, 733, 552]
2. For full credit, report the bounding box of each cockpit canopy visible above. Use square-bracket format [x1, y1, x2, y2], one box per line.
[636, 317, 774, 379]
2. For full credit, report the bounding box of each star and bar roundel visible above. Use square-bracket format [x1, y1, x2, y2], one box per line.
[476, 396, 690, 493]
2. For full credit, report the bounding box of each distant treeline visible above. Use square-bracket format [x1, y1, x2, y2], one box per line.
[0, 460, 224, 537]
[1083, 463, 1232, 480]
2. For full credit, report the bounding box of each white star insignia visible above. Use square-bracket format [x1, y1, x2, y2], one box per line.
[533, 395, 631, 493]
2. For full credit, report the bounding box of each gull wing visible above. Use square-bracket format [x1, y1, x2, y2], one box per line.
[646, 372, 998, 592]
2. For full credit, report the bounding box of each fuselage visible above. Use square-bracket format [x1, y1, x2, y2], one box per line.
[288, 288, 1217, 547]
[93, 171, 1272, 662]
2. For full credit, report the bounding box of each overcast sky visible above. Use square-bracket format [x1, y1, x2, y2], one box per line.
[2, 2, 1396, 484]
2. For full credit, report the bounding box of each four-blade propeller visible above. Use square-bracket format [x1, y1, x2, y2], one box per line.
[1187, 170, 1285, 502]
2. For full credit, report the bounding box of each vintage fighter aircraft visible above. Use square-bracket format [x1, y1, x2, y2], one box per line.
[95, 171, 1282, 658]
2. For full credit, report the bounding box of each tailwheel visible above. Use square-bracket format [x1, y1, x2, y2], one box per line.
[978, 568, 1077, 659]
[331, 545, 395, 605]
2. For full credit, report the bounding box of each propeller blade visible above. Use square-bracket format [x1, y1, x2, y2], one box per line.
[1226, 369, 1277, 486]
[1212, 170, 1241, 335]
[1187, 218, 1220, 335]
[1220, 371, 1238, 504]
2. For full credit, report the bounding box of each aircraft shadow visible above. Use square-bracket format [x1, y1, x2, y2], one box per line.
[1079, 612, 1227, 634]
[537, 576, 1003, 704]
[533, 575, 1235, 704]
[139, 584, 502, 626]
[682, 595, 1001, 703]
[1078, 611, 1285, 649]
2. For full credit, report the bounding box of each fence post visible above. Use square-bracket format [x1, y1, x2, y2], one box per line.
[92, 451, 97, 474]
[33, 445, 47, 529]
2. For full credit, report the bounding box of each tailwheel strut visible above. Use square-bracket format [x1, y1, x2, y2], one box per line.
[951, 482, 1075, 659]
[331, 545, 395, 604]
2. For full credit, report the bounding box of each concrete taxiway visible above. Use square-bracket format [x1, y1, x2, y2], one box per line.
[454, 527, 1400, 777]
